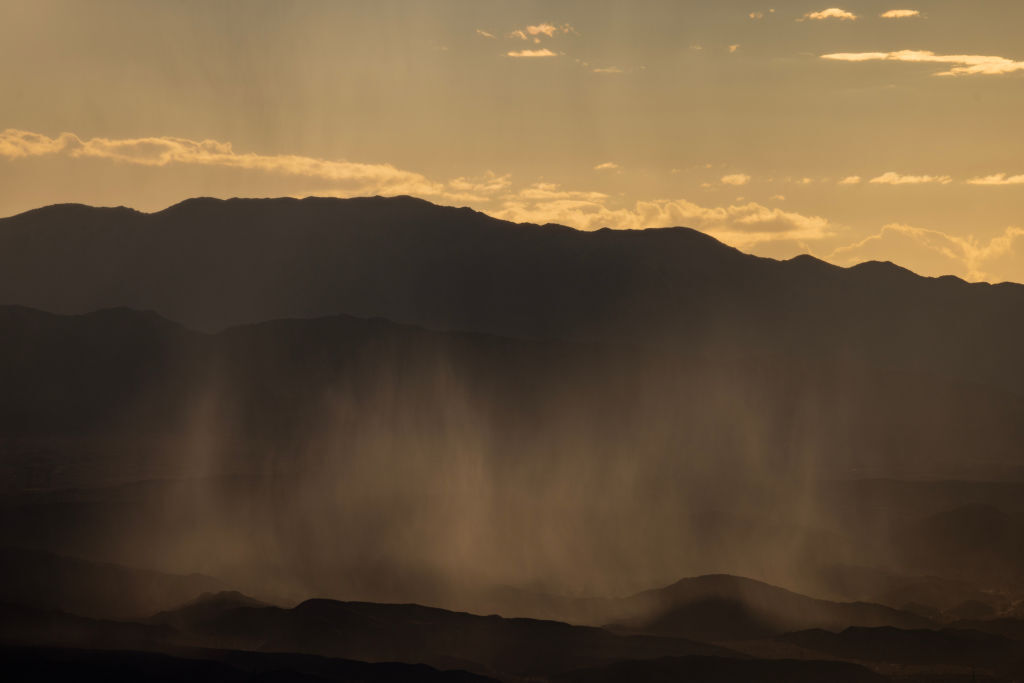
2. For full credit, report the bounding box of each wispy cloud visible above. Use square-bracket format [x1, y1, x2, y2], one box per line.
[509, 23, 575, 42]
[967, 173, 1024, 185]
[592, 66, 624, 74]
[475, 29, 496, 39]
[0, 129, 71, 158]
[870, 172, 952, 185]
[830, 223, 1024, 282]
[494, 190, 830, 247]
[0, 128, 466, 200]
[839, 175, 862, 185]
[721, 173, 751, 186]
[804, 8, 858, 21]
[821, 50, 1024, 76]
[507, 48, 558, 58]
[880, 9, 921, 18]
[445, 171, 512, 201]
[594, 162, 619, 171]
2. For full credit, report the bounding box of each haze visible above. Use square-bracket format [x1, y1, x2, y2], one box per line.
[3, 3, 1024, 682]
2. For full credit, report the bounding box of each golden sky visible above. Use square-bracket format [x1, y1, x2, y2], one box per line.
[2, 0, 1023, 283]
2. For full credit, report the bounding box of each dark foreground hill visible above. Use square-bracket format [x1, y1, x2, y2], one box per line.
[2, 196, 1023, 397]
[0, 596, 735, 681]
[0, 645, 497, 683]
[554, 656, 888, 683]
[780, 626, 1024, 677]
[167, 598, 737, 678]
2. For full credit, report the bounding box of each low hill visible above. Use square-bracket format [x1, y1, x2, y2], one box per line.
[554, 655, 887, 683]
[172, 598, 738, 679]
[606, 574, 931, 641]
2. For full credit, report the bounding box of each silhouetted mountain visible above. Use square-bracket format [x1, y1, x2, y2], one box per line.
[781, 626, 1024, 672]
[2, 196, 1023, 397]
[809, 565, 1007, 617]
[169, 598, 737, 679]
[605, 574, 931, 641]
[0, 645, 498, 682]
[150, 591, 270, 630]
[0, 548, 222, 620]
[947, 618, 1024, 641]
[0, 602, 177, 652]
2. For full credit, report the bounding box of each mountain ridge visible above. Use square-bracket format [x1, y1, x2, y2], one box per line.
[4, 194, 1020, 287]
[3, 195, 1023, 397]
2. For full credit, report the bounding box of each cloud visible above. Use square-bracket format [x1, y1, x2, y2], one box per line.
[526, 23, 562, 37]
[513, 182, 609, 203]
[594, 162, 619, 171]
[870, 171, 952, 185]
[592, 66, 624, 74]
[507, 48, 558, 58]
[749, 11, 765, 19]
[729, 44, 740, 53]
[804, 8, 858, 20]
[839, 175, 862, 185]
[821, 50, 1024, 76]
[494, 187, 830, 249]
[721, 173, 751, 186]
[0, 128, 508, 202]
[967, 173, 1024, 185]
[0, 129, 77, 158]
[880, 9, 921, 18]
[830, 223, 1024, 282]
[475, 29, 496, 39]
[444, 172, 513, 202]
[510, 23, 575, 41]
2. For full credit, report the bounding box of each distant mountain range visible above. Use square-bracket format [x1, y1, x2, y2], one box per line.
[2, 196, 1023, 396]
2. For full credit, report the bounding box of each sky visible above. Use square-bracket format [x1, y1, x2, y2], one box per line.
[2, 0, 1023, 283]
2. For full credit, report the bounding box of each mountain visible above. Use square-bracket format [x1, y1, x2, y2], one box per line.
[0, 588, 740, 681]
[604, 574, 932, 641]
[781, 626, 1024, 671]
[0, 601, 176, 652]
[2, 196, 1024, 397]
[808, 564, 1011, 618]
[150, 591, 270, 630]
[162, 597, 737, 679]
[0, 548, 222, 620]
[0, 644, 498, 683]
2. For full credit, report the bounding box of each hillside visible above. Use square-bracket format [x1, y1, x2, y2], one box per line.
[2, 196, 1023, 397]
